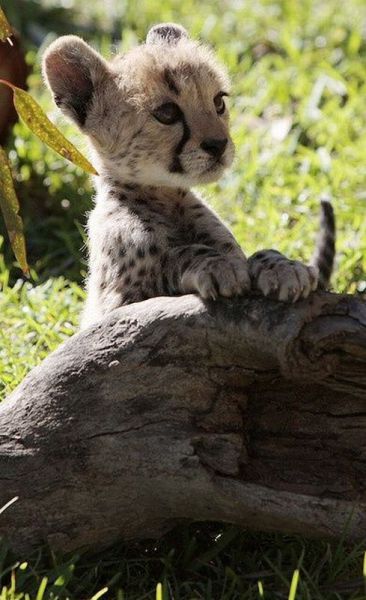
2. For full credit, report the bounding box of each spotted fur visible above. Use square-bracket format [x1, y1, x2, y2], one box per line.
[42, 23, 330, 328]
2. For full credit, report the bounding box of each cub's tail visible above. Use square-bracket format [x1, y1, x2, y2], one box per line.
[312, 199, 336, 289]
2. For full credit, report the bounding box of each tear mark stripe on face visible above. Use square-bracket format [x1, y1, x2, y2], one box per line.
[169, 113, 190, 173]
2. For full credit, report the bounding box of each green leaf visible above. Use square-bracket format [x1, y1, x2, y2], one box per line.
[0, 8, 12, 44]
[0, 79, 98, 175]
[0, 147, 29, 275]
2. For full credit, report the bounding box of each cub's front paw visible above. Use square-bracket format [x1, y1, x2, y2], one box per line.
[249, 250, 318, 302]
[182, 256, 251, 300]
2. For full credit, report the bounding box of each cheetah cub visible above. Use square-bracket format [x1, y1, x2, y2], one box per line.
[43, 24, 334, 328]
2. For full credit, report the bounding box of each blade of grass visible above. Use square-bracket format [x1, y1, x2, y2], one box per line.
[35, 577, 48, 600]
[90, 586, 108, 600]
[288, 570, 299, 600]
[156, 582, 163, 600]
[0, 497, 18, 516]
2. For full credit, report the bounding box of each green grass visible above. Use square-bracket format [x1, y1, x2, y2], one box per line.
[0, 244, 83, 398]
[0, 0, 366, 597]
[1, 525, 366, 599]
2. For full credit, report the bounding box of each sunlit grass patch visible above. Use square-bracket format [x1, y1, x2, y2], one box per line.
[0, 248, 83, 400]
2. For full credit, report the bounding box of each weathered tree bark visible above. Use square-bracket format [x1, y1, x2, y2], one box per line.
[0, 292, 365, 555]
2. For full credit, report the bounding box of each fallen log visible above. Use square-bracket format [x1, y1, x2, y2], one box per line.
[0, 291, 365, 555]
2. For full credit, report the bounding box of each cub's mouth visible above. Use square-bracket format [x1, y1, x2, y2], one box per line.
[205, 158, 225, 173]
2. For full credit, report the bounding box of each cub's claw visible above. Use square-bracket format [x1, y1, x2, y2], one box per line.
[182, 256, 251, 300]
[249, 250, 318, 303]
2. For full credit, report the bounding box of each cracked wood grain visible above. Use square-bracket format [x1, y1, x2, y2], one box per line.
[0, 292, 365, 555]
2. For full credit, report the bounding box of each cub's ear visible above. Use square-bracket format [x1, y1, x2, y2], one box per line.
[42, 35, 110, 127]
[146, 23, 188, 46]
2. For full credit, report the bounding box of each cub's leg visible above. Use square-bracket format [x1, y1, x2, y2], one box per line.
[181, 196, 251, 299]
[248, 249, 318, 302]
[164, 244, 251, 300]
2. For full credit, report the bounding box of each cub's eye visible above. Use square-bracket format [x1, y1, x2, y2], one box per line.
[152, 102, 181, 125]
[214, 92, 227, 115]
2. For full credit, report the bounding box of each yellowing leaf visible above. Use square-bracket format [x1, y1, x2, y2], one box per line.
[0, 7, 12, 44]
[0, 79, 98, 175]
[0, 147, 29, 275]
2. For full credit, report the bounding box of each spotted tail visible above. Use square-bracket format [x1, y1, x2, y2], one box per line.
[312, 199, 336, 289]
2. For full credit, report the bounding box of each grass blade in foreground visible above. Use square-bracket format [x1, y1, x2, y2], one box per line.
[0, 8, 12, 44]
[90, 587, 108, 600]
[0, 79, 98, 175]
[0, 147, 28, 275]
[288, 569, 300, 600]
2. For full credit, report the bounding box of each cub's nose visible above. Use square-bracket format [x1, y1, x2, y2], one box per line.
[200, 137, 228, 158]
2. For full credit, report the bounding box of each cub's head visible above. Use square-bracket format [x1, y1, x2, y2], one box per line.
[42, 23, 234, 188]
